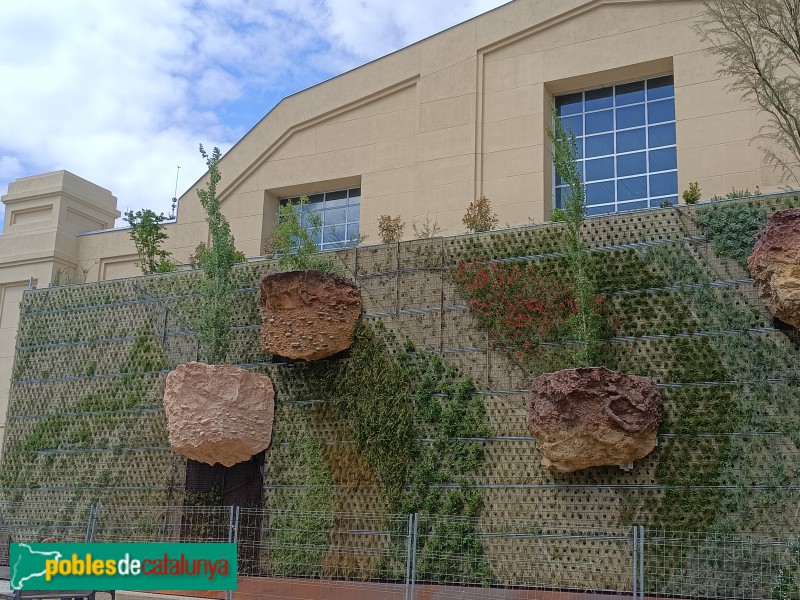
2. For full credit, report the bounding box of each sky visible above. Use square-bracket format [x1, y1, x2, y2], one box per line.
[0, 0, 510, 231]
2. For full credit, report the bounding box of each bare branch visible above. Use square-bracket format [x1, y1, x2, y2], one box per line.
[696, 0, 800, 184]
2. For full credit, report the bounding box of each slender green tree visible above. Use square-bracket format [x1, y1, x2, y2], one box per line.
[548, 106, 602, 366]
[195, 145, 241, 364]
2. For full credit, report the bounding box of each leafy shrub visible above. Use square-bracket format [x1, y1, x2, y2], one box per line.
[377, 215, 405, 244]
[123, 209, 174, 274]
[189, 242, 245, 269]
[453, 260, 579, 347]
[695, 202, 766, 267]
[682, 182, 702, 204]
[462, 196, 498, 232]
[709, 186, 761, 201]
[268, 196, 339, 273]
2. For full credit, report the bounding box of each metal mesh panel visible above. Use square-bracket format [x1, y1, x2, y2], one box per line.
[2, 194, 800, 595]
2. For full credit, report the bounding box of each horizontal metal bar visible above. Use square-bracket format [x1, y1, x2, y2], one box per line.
[17, 336, 138, 352]
[260, 482, 800, 491]
[6, 431, 793, 455]
[13, 359, 799, 389]
[0, 524, 86, 530]
[4, 446, 171, 456]
[9, 407, 164, 421]
[1, 485, 165, 491]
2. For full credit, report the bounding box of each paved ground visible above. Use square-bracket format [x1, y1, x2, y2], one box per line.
[0, 582, 205, 600]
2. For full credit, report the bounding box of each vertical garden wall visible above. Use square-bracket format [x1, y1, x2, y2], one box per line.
[1, 193, 800, 588]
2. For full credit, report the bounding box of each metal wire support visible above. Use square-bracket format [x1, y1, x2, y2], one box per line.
[84, 503, 99, 543]
[638, 525, 645, 598]
[226, 505, 240, 600]
[408, 513, 419, 600]
[403, 513, 414, 600]
[633, 525, 638, 599]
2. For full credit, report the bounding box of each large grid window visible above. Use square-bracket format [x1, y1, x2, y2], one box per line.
[554, 75, 678, 216]
[281, 187, 360, 251]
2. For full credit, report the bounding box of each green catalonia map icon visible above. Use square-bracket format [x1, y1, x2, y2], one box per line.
[11, 544, 63, 590]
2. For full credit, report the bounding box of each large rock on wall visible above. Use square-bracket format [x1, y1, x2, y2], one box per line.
[528, 367, 661, 473]
[748, 209, 800, 328]
[164, 362, 275, 467]
[259, 270, 362, 361]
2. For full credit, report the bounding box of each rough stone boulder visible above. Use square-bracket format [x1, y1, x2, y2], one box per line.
[163, 362, 275, 467]
[748, 209, 800, 328]
[259, 270, 362, 361]
[528, 367, 661, 473]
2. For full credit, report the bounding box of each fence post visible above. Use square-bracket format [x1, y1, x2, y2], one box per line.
[233, 506, 240, 545]
[410, 513, 419, 600]
[159, 507, 169, 542]
[632, 525, 638, 599]
[225, 506, 240, 600]
[638, 525, 645, 599]
[404, 514, 414, 600]
[84, 503, 99, 543]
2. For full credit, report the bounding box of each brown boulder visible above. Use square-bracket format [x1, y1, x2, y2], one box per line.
[163, 362, 275, 467]
[528, 367, 661, 473]
[748, 209, 800, 328]
[259, 270, 361, 361]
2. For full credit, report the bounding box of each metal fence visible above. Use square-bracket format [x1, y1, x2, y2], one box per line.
[2, 503, 799, 599]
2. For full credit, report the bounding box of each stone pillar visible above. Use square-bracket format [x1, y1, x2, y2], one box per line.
[0, 171, 119, 454]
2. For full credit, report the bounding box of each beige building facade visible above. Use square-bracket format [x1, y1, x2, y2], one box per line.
[0, 0, 794, 450]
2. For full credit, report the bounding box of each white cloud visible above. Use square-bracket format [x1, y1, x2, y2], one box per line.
[0, 1, 226, 218]
[0, 156, 22, 180]
[322, 0, 510, 60]
[0, 0, 508, 231]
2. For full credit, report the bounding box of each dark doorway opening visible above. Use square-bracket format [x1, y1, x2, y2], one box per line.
[183, 453, 265, 574]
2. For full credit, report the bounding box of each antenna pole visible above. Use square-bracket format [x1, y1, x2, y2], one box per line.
[173, 165, 181, 199]
[170, 166, 181, 219]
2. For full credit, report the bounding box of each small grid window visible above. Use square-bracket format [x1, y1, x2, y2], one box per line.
[555, 75, 678, 216]
[281, 187, 360, 251]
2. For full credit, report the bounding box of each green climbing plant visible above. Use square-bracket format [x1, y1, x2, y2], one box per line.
[271, 427, 334, 577]
[194, 145, 243, 364]
[307, 323, 493, 581]
[314, 322, 415, 503]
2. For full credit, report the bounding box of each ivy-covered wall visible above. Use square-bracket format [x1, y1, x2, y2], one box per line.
[2, 193, 800, 587]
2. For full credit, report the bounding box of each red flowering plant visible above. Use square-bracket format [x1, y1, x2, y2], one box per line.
[453, 259, 580, 349]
